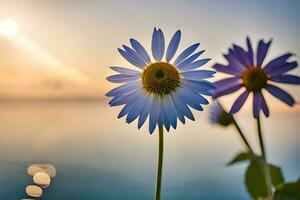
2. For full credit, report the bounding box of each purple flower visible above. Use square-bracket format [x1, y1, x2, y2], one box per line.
[213, 37, 300, 118]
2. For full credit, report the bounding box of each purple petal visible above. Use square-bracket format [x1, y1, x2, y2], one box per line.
[267, 61, 298, 76]
[233, 44, 252, 67]
[213, 63, 243, 76]
[270, 75, 300, 84]
[253, 92, 262, 118]
[256, 39, 272, 67]
[263, 53, 293, 74]
[224, 51, 247, 72]
[213, 83, 242, 99]
[229, 90, 250, 114]
[214, 77, 241, 88]
[260, 94, 269, 117]
[246, 37, 254, 66]
[265, 84, 295, 106]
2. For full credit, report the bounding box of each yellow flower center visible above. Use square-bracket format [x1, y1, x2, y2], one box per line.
[142, 62, 180, 95]
[241, 67, 268, 92]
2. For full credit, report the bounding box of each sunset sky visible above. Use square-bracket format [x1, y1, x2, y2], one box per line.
[0, 0, 299, 106]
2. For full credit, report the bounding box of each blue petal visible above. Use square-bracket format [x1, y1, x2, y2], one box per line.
[229, 90, 250, 114]
[177, 50, 205, 69]
[118, 48, 145, 69]
[181, 79, 216, 96]
[149, 96, 160, 134]
[174, 43, 200, 65]
[107, 74, 139, 83]
[151, 28, 165, 61]
[271, 75, 300, 84]
[163, 95, 177, 129]
[126, 94, 147, 123]
[172, 91, 195, 121]
[109, 89, 142, 106]
[110, 66, 140, 76]
[265, 84, 295, 106]
[180, 70, 215, 80]
[166, 30, 181, 62]
[106, 81, 141, 97]
[138, 96, 152, 129]
[177, 88, 206, 110]
[123, 45, 147, 66]
[170, 94, 185, 124]
[256, 39, 272, 67]
[118, 93, 144, 118]
[180, 59, 211, 71]
[130, 38, 151, 64]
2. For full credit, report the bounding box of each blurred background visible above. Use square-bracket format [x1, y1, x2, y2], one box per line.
[0, 0, 299, 199]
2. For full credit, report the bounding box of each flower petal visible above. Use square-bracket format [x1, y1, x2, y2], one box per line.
[138, 96, 153, 129]
[130, 38, 151, 64]
[174, 43, 200, 65]
[151, 28, 165, 61]
[172, 91, 195, 121]
[213, 63, 243, 76]
[270, 75, 300, 84]
[149, 96, 160, 133]
[177, 50, 205, 69]
[233, 44, 252, 67]
[246, 37, 254, 66]
[109, 66, 141, 76]
[106, 74, 140, 83]
[265, 84, 295, 106]
[106, 81, 140, 97]
[256, 39, 272, 67]
[180, 58, 211, 71]
[253, 92, 262, 118]
[214, 77, 241, 88]
[213, 83, 242, 99]
[118, 48, 145, 69]
[180, 70, 215, 80]
[263, 53, 294, 74]
[166, 30, 181, 62]
[229, 90, 250, 114]
[181, 79, 216, 96]
[162, 95, 177, 129]
[260, 94, 269, 117]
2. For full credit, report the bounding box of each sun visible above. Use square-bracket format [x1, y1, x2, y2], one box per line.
[0, 19, 19, 37]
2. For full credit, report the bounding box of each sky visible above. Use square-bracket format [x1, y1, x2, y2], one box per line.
[0, 0, 299, 104]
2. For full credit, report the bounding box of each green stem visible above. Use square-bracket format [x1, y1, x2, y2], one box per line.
[232, 118, 254, 154]
[256, 116, 273, 196]
[155, 125, 164, 200]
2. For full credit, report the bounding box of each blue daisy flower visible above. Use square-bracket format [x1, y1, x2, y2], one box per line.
[107, 28, 215, 133]
[213, 37, 300, 118]
[209, 101, 234, 127]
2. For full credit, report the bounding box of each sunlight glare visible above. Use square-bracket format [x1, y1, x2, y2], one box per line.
[0, 19, 19, 37]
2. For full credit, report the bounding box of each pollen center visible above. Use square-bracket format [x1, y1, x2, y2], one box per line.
[142, 62, 180, 95]
[241, 67, 267, 92]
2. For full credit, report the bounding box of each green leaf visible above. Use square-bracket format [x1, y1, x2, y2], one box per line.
[227, 152, 255, 166]
[245, 160, 269, 199]
[274, 180, 300, 200]
[269, 164, 285, 189]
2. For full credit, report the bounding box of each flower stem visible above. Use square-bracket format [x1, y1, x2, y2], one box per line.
[232, 118, 254, 154]
[155, 125, 164, 200]
[256, 116, 273, 196]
